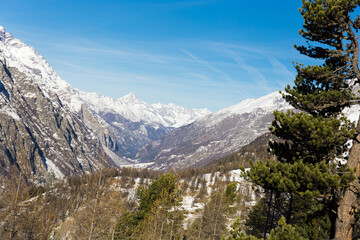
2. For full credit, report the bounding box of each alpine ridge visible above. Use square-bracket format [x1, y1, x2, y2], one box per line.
[137, 91, 293, 169]
[0, 26, 210, 128]
[137, 91, 360, 170]
[0, 26, 210, 159]
[0, 26, 210, 180]
[2, 25, 359, 178]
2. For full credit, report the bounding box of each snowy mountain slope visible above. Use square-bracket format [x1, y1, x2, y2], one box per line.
[137, 89, 360, 170]
[0, 26, 210, 128]
[136, 92, 293, 169]
[196, 91, 290, 129]
[72, 91, 210, 128]
[0, 60, 129, 182]
[0, 26, 211, 162]
[3, 25, 360, 173]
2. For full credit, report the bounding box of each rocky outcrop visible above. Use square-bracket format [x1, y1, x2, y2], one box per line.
[0, 62, 116, 182]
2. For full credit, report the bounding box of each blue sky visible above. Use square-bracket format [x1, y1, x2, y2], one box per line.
[2, 0, 310, 111]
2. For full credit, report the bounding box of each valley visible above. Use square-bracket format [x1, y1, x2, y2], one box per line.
[0, 26, 295, 179]
[1, 0, 360, 238]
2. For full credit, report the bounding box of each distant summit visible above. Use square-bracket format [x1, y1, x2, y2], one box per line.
[0, 26, 12, 41]
[120, 92, 138, 103]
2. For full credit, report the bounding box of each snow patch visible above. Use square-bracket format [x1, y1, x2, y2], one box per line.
[46, 159, 64, 179]
[1, 105, 21, 121]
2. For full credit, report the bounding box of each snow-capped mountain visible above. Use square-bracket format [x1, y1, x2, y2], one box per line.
[0, 26, 212, 180]
[137, 92, 292, 169]
[0, 26, 210, 128]
[137, 89, 360, 170]
[70, 91, 210, 128]
[0, 25, 295, 173]
[0, 26, 210, 162]
[3, 25, 359, 175]
[0, 56, 128, 182]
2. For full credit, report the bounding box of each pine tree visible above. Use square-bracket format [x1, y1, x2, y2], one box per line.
[223, 217, 308, 240]
[243, 0, 360, 238]
[114, 173, 183, 240]
[221, 217, 259, 240]
[244, 191, 286, 238]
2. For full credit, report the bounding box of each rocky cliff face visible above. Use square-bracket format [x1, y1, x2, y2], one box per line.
[0, 61, 121, 182]
[80, 104, 171, 159]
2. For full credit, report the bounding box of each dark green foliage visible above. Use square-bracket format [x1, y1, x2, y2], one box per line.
[244, 190, 335, 239]
[225, 182, 238, 203]
[114, 173, 183, 240]
[284, 64, 354, 117]
[244, 197, 269, 238]
[136, 173, 179, 219]
[114, 211, 139, 239]
[242, 0, 360, 238]
[225, 217, 309, 240]
[270, 111, 355, 164]
[246, 160, 353, 194]
[267, 217, 308, 240]
[288, 0, 360, 118]
[245, 192, 285, 238]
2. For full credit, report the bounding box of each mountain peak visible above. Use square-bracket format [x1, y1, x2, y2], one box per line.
[219, 91, 288, 115]
[0, 26, 12, 42]
[0, 26, 5, 41]
[120, 92, 138, 103]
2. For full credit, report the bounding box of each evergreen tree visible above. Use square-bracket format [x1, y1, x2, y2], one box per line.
[266, 217, 308, 240]
[114, 173, 183, 240]
[221, 217, 259, 240]
[244, 191, 286, 238]
[243, 0, 360, 238]
[223, 217, 308, 240]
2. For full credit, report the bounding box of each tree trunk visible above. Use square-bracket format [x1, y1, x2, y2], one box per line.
[198, 214, 203, 239]
[213, 195, 222, 239]
[264, 190, 273, 240]
[334, 118, 360, 240]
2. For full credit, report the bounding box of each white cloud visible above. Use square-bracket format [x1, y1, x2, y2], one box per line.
[181, 49, 235, 83]
[227, 50, 271, 92]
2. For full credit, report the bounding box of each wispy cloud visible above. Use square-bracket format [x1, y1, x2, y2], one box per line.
[226, 50, 271, 92]
[181, 49, 236, 83]
[269, 57, 295, 87]
[14, 25, 293, 110]
[207, 41, 281, 57]
[33, 40, 175, 64]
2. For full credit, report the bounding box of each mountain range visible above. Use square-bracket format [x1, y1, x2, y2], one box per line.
[2, 26, 358, 181]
